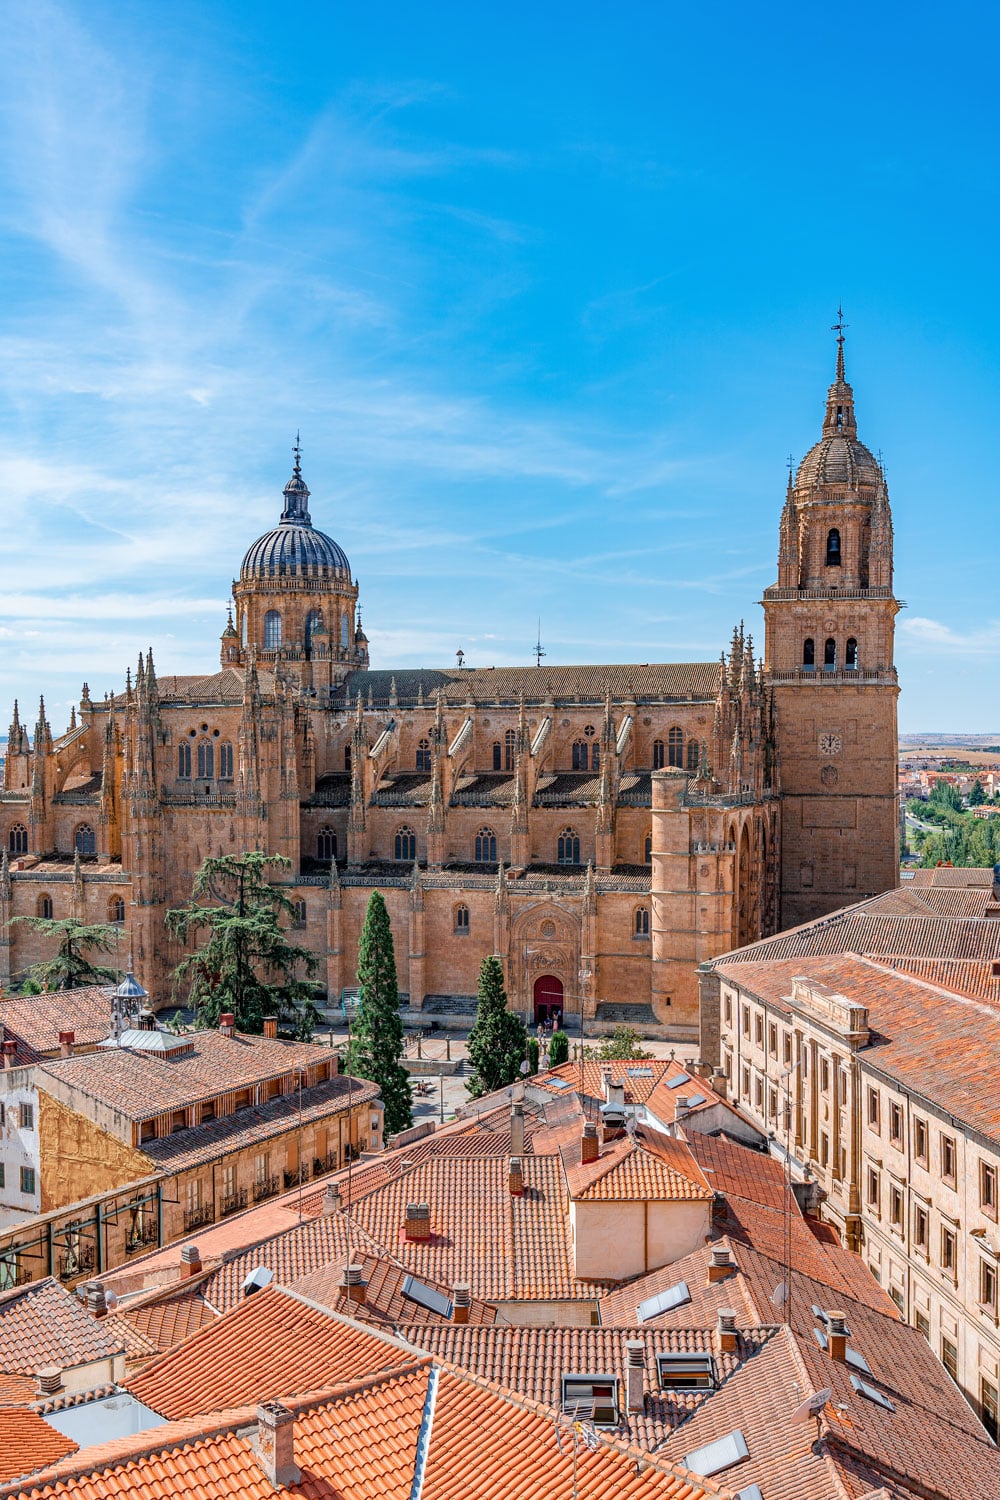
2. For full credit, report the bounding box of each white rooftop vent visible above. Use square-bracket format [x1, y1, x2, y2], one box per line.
[636, 1280, 691, 1322]
[242, 1266, 274, 1297]
[682, 1428, 749, 1477]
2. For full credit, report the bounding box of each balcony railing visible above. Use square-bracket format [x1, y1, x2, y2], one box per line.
[313, 1151, 339, 1177]
[125, 1221, 159, 1255]
[183, 1203, 216, 1233]
[220, 1187, 248, 1218]
[57, 1245, 96, 1281]
[284, 1163, 312, 1190]
[252, 1174, 281, 1203]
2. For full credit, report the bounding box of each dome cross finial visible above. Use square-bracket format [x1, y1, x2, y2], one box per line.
[831, 303, 848, 383]
[293, 430, 302, 478]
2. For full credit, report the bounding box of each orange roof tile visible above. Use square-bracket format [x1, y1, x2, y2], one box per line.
[0, 1409, 77, 1484]
[0, 1279, 123, 1375]
[291, 1252, 498, 1328]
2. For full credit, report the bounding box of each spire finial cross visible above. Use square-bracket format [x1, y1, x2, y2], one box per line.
[831, 303, 848, 345]
[293, 430, 302, 476]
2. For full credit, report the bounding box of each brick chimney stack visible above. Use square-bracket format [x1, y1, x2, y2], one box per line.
[86, 1282, 108, 1320]
[322, 1182, 342, 1217]
[826, 1311, 848, 1363]
[707, 1246, 735, 1284]
[342, 1264, 367, 1306]
[452, 1283, 471, 1324]
[581, 1121, 600, 1164]
[625, 1340, 645, 1414]
[219, 1013, 236, 1039]
[404, 1202, 431, 1241]
[255, 1401, 301, 1488]
[510, 1101, 525, 1158]
[58, 1030, 75, 1059]
[2, 1040, 17, 1069]
[180, 1244, 203, 1278]
[710, 1069, 728, 1100]
[263, 1017, 278, 1040]
[716, 1309, 738, 1354]
[508, 1156, 524, 1197]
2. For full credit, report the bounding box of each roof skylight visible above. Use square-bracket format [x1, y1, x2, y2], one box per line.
[682, 1428, 749, 1477]
[401, 1275, 452, 1319]
[850, 1374, 895, 1411]
[636, 1279, 691, 1322]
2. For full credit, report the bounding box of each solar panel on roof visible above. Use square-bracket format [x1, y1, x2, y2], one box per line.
[627, 1067, 654, 1078]
[666, 1074, 692, 1088]
[850, 1374, 895, 1411]
[845, 1347, 873, 1376]
[547, 1078, 571, 1090]
[682, 1429, 749, 1477]
[636, 1279, 691, 1322]
[686, 1093, 707, 1107]
[401, 1274, 452, 1319]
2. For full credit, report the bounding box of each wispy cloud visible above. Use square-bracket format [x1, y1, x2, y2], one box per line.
[901, 617, 1000, 656]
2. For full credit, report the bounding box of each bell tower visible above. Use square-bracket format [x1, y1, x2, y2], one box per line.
[764, 321, 900, 927]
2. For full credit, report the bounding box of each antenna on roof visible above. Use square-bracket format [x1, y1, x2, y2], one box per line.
[534, 619, 546, 669]
[792, 1388, 833, 1422]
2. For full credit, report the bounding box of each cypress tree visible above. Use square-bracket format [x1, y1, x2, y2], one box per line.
[466, 955, 528, 1098]
[350, 891, 412, 1134]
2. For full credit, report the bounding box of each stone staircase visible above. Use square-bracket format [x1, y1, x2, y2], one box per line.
[594, 1002, 660, 1028]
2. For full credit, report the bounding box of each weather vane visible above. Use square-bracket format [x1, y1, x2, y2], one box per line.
[831, 304, 848, 345]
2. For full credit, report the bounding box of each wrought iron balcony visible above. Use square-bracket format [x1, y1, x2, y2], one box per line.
[252, 1174, 281, 1203]
[220, 1187, 248, 1218]
[182, 1203, 216, 1233]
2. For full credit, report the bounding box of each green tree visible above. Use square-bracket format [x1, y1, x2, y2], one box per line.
[466, 955, 528, 1098]
[548, 1029, 570, 1068]
[165, 851, 318, 1035]
[348, 891, 412, 1134]
[9, 917, 119, 991]
[588, 1025, 652, 1061]
[970, 778, 987, 806]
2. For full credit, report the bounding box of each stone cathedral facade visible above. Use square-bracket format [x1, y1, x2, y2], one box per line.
[0, 338, 899, 1036]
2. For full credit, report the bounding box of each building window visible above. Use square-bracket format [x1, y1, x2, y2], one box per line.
[741, 1005, 750, 1040]
[394, 827, 416, 862]
[634, 907, 649, 938]
[754, 1013, 764, 1047]
[981, 1260, 998, 1312]
[109, 896, 125, 924]
[344, 744, 351, 774]
[754, 1075, 764, 1110]
[305, 610, 323, 649]
[889, 1185, 903, 1228]
[219, 742, 234, 779]
[74, 825, 96, 855]
[667, 726, 684, 767]
[823, 637, 837, 670]
[914, 1308, 930, 1339]
[416, 738, 431, 772]
[941, 1336, 959, 1382]
[560, 1375, 619, 1427]
[652, 739, 665, 769]
[867, 1088, 880, 1131]
[981, 1162, 998, 1219]
[941, 1134, 957, 1186]
[687, 740, 699, 772]
[723, 994, 732, 1026]
[20, 1167, 35, 1195]
[19, 1103, 33, 1129]
[889, 1101, 903, 1145]
[866, 1167, 880, 1209]
[8, 824, 28, 855]
[197, 741, 214, 779]
[941, 1227, 958, 1274]
[845, 637, 859, 669]
[741, 1066, 750, 1099]
[557, 828, 580, 865]
[982, 1378, 999, 1443]
[644, 834, 652, 864]
[591, 745, 600, 772]
[914, 1204, 929, 1252]
[454, 904, 469, 934]
[914, 1117, 928, 1165]
[37, 894, 53, 919]
[826, 527, 842, 566]
[264, 610, 282, 650]
[802, 638, 815, 670]
[820, 1133, 830, 1169]
[820, 1057, 830, 1094]
[178, 742, 191, 779]
[572, 740, 589, 771]
[493, 742, 502, 771]
[475, 827, 497, 864]
[767, 1022, 777, 1058]
[291, 900, 306, 929]
[317, 828, 337, 862]
[782, 1032, 792, 1066]
[504, 729, 516, 771]
[341, 614, 350, 647]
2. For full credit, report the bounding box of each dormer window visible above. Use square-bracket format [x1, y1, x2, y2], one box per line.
[561, 1374, 619, 1426]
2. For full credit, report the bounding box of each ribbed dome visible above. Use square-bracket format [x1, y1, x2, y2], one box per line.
[240, 450, 352, 581]
[796, 434, 881, 490]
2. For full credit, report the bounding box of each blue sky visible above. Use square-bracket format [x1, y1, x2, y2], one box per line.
[0, 1, 997, 732]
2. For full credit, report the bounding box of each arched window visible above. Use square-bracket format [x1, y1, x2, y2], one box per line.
[75, 825, 96, 855]
[37, 894, 53, 919]
[634, 907, 650, 938]
[219, 743, 234, 779]
[687, 740, 699, 772]
[668, 726, 684, 767]
[197, 740, 214, 779]
[305, 610, 323, 650]
[492, 742, 502, 771]
[344, 744, 352, 774]
[845, 637, 859, 669]
[557, 827, 580, 865]
[652, 739, 665, 770]
[291, 899, 307, 930]
[475, 827, 497, 863]
[109, 896, 125, 924]
[803, 638, 815, 670]
[317, 827, 337, 862]
[644, 834, 652, 864]
[572, 740, 588, 771]
[504, 729, 516, 771]
[826, 528, 841, 566]
[178, 742, 191, 779]
[824, 637, 837, 670]
[395, 826, 416, 862]
[9, 825, 27, 855]
[264, 610, 282, 650]
[415, 738, 431, 772]
[454, 904, 469, 934]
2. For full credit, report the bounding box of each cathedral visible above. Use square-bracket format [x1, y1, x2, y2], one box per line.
[0, 335, 900, 1036]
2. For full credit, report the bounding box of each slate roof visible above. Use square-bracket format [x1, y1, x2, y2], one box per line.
[338, 662, 721, 705]
[0, 1278, 124, 1375]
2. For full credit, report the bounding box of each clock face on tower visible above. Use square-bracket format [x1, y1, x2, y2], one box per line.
[818, 732, 843, 756]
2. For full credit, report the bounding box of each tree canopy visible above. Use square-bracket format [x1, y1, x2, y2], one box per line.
[348, 891, 412, 1135]
[165, 851, 318, 1035]
[466, 955, 528, 1098]
[9, 917, 119, 991]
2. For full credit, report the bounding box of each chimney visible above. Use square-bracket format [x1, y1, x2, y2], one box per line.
[826, 1310, 848, 1363]
[219, 1012, 236, 1038]
[510, 1101, 525, 1158]
[58, 1030, 75, 1059]
[710, 1068, 728, 1100]
[263, 1016, 278, 1040]
[675, 1095, 690, 1116]
[86, 1282, 108, 1319]
[255, 1400, 301, 1488]
[322, 1182, 342, 1217]
[707, 1246, 735, 1284]
[508, 1156, 524, 1197]
[452, 1283, 472, 1324]
[581, 1121, 600, 1164]
[604, 1074, 625, 1111]
[625, 1339, 645, 1414]
[716, 1309, 738, 1354]
[180, 1244, 202, 1278]
[1, 1040, 16, 1069]
[404, 1202, 431, 1241]
[36, 1366, 63, 1398]
[342, 1263, 367, 1306]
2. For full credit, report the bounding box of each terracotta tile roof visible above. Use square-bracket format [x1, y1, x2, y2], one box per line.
[125, 1283, 413, 1419]
[715, 896, 1000, 966]
[685, 1132, 791, 1212]
[340, 662, 722, 705]
[1, 1365, 722, 1500]
[291, 1252, 498, 1328]
[0, 1373, 37, 1406]
[0, 988, 112, 1063]
[553, 1125, 714, 1204]
[600, 1238, 762, 1328]
[0, 1409, 76, 1484]
[889, 954, 1000, 1002]
[898, 866, 994, 887]
[201, 1213, 391, 1314]
[0, 1278, 123, 1375]
[104, 1285, 217, 1364]
[39, 1029, 342, 1123]
[715, 952, 1000, 1141]
[531, 1059, 734, 1128]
